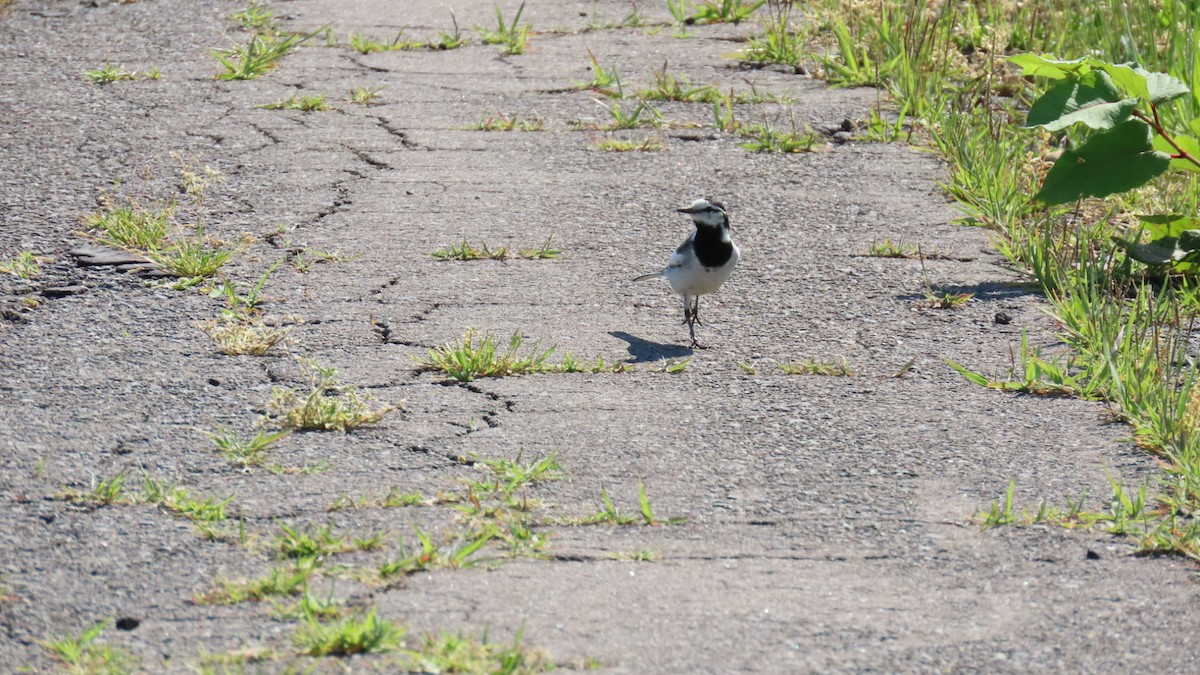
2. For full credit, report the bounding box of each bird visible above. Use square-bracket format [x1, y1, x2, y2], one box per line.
[634, 198, 740, 349]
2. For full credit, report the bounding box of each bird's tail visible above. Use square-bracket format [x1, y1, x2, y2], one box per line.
[633, 271, 663, 282]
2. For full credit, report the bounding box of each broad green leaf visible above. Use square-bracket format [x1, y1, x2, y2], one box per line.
[1151, 133, 1200, 173]
[1006, 53, 1091, 80]
[1036, 119, 1170, 204]
[1024, 70, 1136, 131]
[1138, 214, 1200, 239]
[1141, 68, 1190, 104]
[1095, 62, 1150, 103]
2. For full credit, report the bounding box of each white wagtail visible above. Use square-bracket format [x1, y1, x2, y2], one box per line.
[634, 198, 740, 349]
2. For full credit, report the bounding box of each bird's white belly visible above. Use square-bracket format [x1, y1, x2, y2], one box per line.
[666, 255, 738, 297]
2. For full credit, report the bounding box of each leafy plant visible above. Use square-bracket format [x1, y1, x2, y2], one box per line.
[478, 2, 530, 55]
[590, 136, 665, 152]
[691, 0, 764, 25]
[84, 61, 137, 85]
[600, 98, 662, 130]
[211, 27, 323, 80]
[84, 202, 173, 251]
[779, 358, 854, 376]
[292, 607, 405, 656]
[206, 427, 290, 467]
[0, 251, 44, 279]
[257, 94, 331, 111]
[230, 2, 276, 33]
[866, 239, 918, 258]
[742, 0, 805, 66]
[415, 331, 556, 383]
[1010, 55, 1200, 270]
[40, 620, 139, 675]
[470, 112, 544, 131]
[200, 318, 289, 356]
[349, 30, 424, 53]
[266, 358, 399, 431]
[432, 12, 469, 50]
[739, 119, 819, 152]
[639, 62, 719, 102]
[574, 49, 623, 96]
[348, 85, 384, 105]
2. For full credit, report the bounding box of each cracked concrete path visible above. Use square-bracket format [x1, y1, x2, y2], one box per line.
[1, 0, 1198, 672]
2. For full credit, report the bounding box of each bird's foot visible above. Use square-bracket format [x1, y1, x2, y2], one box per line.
[689, 338, 707, 349]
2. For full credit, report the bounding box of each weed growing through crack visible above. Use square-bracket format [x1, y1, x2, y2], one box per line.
[292, 606, 405, 656]
[200, 318, 290, 355]
[40, 620, 139, 675]
[328, 490, 425, 511]
[206, 427, 290, 467]
[230, 2, 276, 33]
[348, 85, 384, 105]
[639, 62, 720, 102]
[378, 527, 496, 580]
[211, 258, 281, 319]
[610, 549, 659, 561]
[173, 151, 225, 204]
[470, 112, 545, 132]
[866, 239, 918, 258]
[195, 558, 318, 605]
[84, 60, 137, 85]
[741, 0, 806, 67]
[0, 251, 44, 279]
[57, 470, 132, 506]
[651, 359, 689, 374]
[590, 136, 665, 152]
[409, 628, 552, 673]
[146, 225, 233, 285]
[917, 289, 974, 310]
[559, 481, 683, 526]
[779, 358, 854, 376]
[85, 201, 173, 251]
[415, 332, 556, 382]
[288, 246, 345, 272]
[431, 11, 469, 50]
[271, 588, 344, 621]
[739, 119, 819, 152]
[691, 0, 765, 24]
[600, 98, 663, 130]
[477, 2, 530, 55]
[349, 30, 424, 53]
[265, 358, 398, 431]
[665, 0, 692, 37]
[574, 49, 623, 96]
[275, 522, 353, 560]
[258, 94, 332, 111]
[431, 239, 561, 261]
[211, 27, 323, 80]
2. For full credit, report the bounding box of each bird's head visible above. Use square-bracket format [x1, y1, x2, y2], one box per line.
[678, 198, 728, 229]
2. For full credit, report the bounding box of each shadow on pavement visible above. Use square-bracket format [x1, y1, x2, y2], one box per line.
[609, 331, 693, 363]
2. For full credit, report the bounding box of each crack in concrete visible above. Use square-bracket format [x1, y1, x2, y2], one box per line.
[373, 116, 428, 150]
[343, 143, 392, 170]
[249, 122, 283, 146]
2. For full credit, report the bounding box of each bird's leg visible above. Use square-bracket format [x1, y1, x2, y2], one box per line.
[691, 297, 702, 326]
[688, 317, 704, 349]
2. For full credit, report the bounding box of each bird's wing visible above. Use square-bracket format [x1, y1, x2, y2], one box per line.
[666, 233, 696, 270]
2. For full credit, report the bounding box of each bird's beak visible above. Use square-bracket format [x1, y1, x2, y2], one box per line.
[677, 206, 699, 214]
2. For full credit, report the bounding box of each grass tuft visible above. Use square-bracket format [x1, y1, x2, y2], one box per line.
[779, 358, 854, 376]
[266, 358, 398, 431]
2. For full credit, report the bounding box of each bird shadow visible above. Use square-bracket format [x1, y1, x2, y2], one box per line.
[609, 331, 692, 363]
